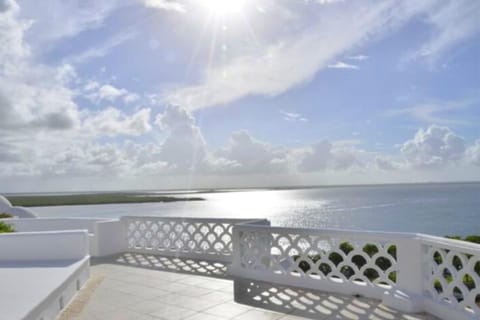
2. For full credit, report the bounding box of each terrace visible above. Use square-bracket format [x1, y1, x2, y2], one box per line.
[0, 216, 478, 320]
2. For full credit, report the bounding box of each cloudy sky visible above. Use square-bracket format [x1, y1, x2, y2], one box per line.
[1, 0, 479, 192]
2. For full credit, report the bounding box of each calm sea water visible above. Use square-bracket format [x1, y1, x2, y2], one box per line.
[32, 183, 480, 236]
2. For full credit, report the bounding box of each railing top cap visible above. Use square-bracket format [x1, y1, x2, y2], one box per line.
[121, 216, 267, 223]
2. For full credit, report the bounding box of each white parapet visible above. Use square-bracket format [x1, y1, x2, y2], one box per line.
[1, 215, 478, 320]
[228, 223, 480, 320]
[0, 230, 90, 320]
[4, 217, 126, 257]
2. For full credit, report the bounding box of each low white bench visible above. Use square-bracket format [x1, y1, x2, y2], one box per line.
[0, 230, 90, 320]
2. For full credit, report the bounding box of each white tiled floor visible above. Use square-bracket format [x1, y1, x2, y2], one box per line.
[59, 254, 438, 320]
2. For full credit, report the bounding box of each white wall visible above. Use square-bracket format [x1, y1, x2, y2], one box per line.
[0, 230, 89, 261]
[2, 217, 126, 257]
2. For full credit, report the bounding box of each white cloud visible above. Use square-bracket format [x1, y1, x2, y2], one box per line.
[66, 31, 137, 65]
[417, 1, 480, 59]
[375, 156, 402, 171]
[85, 107, 152, 136]
[386, 100, 475, 125]
[298, 140, 362, 172]
[85, 84, 139, 104]
[347, 54, 369, 61]
[143, 0, 186, 13]
[19, 0, 121, 44]
[216, 131, 290, 174]
[466, 140, 480, 166]
[327, 61, 359, 70]
[154, 105, 209, 171]
[164, 1, 433, 110]
[98, 84, 128, 101]
[0, 1, 80, 132]
[400, 125, 466, 168]
[280, 110, 308, 122]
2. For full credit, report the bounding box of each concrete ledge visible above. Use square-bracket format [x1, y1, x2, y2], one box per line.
[0, 230, 90, 320]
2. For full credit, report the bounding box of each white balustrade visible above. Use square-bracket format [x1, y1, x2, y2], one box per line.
[3, 214, 478, 320]
[122, 216, 269, 262]
[421, 236, 480, 320]
[229, 224, 480, 320]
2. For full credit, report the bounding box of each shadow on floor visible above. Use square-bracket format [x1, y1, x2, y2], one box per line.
[92, 252, 229, 279]
[234, 279, 429, 320]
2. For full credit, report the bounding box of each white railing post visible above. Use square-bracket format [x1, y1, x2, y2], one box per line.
[382, 236, 425, 313]
[229, 225, 242, 276]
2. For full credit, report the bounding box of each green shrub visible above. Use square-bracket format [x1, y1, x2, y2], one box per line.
[0, 212, 13, 219]
[464, 235, 480, 244]
[0, 221, 15, 233]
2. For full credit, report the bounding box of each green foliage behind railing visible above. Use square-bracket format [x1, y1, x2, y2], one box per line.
[0, 221, 15, 233]
[0, 213, 13, 219]
[294, 242, 397, 284]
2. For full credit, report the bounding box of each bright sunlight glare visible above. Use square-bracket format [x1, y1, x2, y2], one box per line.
[203, 0, 246, 16]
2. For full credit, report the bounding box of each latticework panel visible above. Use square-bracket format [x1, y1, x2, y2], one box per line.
[238, 230, 398, 289]
[124, 218, 237, 259]
[424, 244, 480, 316]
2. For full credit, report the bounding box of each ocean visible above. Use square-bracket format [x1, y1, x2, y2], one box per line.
[31, 183, 480, 237]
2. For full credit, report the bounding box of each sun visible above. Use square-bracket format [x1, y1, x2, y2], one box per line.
[202, 0, 246, 16]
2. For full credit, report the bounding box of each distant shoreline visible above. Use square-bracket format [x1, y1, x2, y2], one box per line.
[3, 180, 480, 197]
[7, 193, 205, 207]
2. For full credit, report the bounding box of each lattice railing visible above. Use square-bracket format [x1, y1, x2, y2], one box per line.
[422, 237, 480, 317]
[122, 217, 268, 262]
[231, 225, 402, 299]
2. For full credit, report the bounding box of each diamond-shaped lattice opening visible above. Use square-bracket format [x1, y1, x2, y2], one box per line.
[442, 268, 453, 282]
[319, 263, 332, 276]
[475, 261, 480, 277]
[288, 248, 300, 257]
[271, 246, 282, 255]
[388, 271, 397, 283]
[297, 237, 312, 251]
[296, 258, 312, 272]
[187, 225, 196, 234]
[351, 255, 367, 269]
[213, 242, 225, 251]
[221, 234, 231, 243]
[452, 255, 463, 271]
[213, 225, 225, 235]
[328, 252, 343, 266]
[174, 224, 184, 233]
[387, 245, 397, 260]
[433, 251, 443, 265]
[364, 268, 380, 281]
[200, 225, 210, 234]
[340, 266, 355, 279]
[207, 233, 216, 243]
[463, 274, 476, 290]
[433, 279, 443, 293]
[363, 244, 379, 257]
[187, 240, 196, 250]
[375, 257, 392, 271]
[453, 286, 464, 302]
[476, 294, 480, 305]
[339, 242, 354, 255]
[174, 239, 184, 249]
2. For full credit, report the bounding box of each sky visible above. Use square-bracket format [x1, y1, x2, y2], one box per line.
[0, 0, 480, 192]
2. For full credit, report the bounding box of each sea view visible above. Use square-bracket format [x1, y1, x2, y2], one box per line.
[2, 1, 480, 319]
[28, 182, 480, 237]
